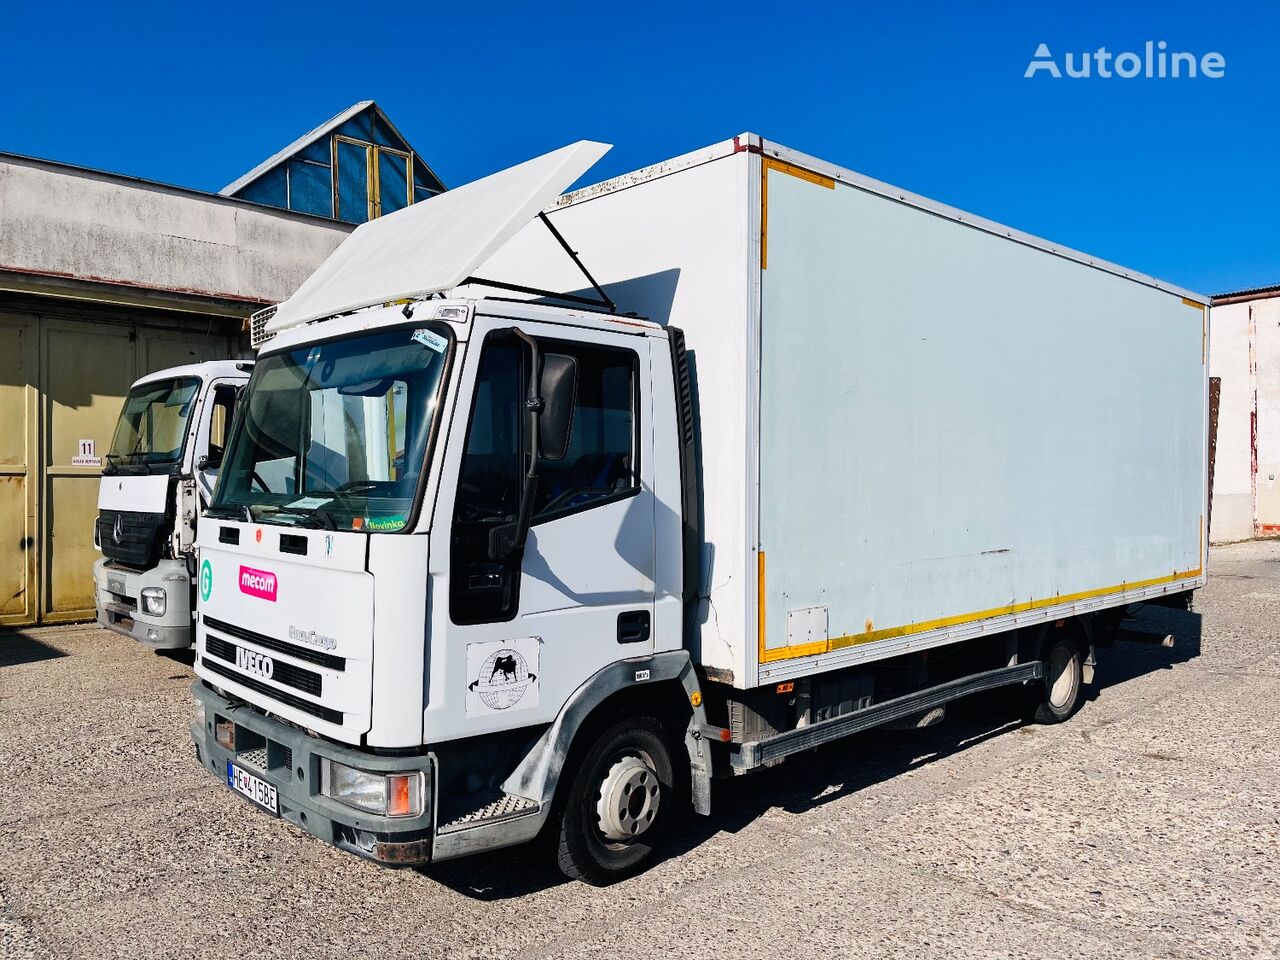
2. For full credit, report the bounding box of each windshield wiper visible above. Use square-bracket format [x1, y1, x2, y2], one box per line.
[302, 507, 337, 530]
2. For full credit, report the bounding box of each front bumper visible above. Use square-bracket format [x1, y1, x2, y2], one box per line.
[93, 557, 192, 649]
[190, 682, 437, 866]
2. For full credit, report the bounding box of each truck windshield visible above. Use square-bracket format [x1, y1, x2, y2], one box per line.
[107, 376, 201, 474]
[209, 324, 450, 531]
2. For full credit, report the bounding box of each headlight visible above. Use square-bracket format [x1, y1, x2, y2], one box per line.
[321, 758, 424, 817]
[140, 587, 167, 616]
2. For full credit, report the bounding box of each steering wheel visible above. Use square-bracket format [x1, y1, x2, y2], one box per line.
[250, 471, 270, 492]
[537, 486, 615, 516]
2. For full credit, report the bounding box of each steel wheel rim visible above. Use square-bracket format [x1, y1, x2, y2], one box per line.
[593, 750, 661, 846]
[1047, 642, 1077, 708]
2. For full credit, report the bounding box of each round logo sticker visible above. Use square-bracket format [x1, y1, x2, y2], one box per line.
[469, 648, 536, 711]
[199, 558, 213, 603]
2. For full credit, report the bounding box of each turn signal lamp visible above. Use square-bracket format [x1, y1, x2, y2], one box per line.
[214, 720, 235, 750]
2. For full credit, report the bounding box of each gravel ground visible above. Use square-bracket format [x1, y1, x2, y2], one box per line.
[2, 540, 1278, 960]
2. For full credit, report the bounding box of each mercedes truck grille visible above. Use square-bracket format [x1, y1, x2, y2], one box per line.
[97, 509, 165, 568]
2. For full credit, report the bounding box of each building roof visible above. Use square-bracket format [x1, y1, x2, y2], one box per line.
[1212, 283, 1280, 305]
[219, 100, 445, 199]
[219, 101, 373, 196]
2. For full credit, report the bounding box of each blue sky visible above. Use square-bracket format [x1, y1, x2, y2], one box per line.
[2, 0, 1274, 294]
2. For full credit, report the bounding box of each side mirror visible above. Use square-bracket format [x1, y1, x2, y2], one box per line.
[196, 454, 222, 471]
[538, 353, 577, 461]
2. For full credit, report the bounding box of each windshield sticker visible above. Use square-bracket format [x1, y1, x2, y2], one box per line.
[412, 329, 448, 353]
[288, 496, 333, 510]
[362, 515, 407, 532]
[238, 565, 278, 602]
[465, 636, 540, 718]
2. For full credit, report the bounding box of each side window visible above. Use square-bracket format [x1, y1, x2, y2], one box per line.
[531, 344, 639, 520]
[449, 333, 641, 624]
[208, 385, 238, 466]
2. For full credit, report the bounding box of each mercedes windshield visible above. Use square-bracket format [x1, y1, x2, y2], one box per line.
[208, 323, 451, 531]
[106, 376, 201, 475]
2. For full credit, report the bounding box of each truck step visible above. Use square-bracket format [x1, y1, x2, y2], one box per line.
[437, 793, 539, 835]
[736, 661, 1044, 769]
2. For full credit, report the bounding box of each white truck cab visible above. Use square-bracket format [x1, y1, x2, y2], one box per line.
[96, 360, 253, 649]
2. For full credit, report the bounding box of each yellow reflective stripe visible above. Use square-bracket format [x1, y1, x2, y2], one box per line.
[759, 566, 1202, 664]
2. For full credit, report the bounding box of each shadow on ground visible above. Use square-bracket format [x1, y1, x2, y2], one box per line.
[423, 609, 1201, 900]
[0, 628, 67, 668]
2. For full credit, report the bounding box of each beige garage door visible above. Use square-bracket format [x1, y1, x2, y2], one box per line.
[0, 314, 38, 626]
[41, 318, 140, 620]
[39, 318, 231, 623]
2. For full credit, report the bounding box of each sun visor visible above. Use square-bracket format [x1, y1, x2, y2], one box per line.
[267, 140, 611, 333]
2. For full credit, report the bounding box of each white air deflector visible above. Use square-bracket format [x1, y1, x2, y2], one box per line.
[266, 140, 612, 334]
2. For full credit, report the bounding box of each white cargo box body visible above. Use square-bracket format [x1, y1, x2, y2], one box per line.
[478, 133, 1209, 689]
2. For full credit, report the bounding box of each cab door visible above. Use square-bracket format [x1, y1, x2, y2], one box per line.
[193, 380, 243, 508]
[426, 320, 656, 738]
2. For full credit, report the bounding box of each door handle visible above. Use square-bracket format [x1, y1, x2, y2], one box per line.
[617, 610, 651, 644]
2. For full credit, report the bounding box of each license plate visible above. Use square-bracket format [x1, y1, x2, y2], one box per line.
[227, 762, 279, 815]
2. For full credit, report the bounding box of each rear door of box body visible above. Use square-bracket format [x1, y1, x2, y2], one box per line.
[754, 150, 1207, 684]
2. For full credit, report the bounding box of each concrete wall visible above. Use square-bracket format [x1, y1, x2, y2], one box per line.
[0, 153, 353, 626]
[0, 153, 351, 307]
[1209, 293, 1280, 543]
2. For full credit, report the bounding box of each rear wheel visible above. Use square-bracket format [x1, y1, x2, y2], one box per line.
[554, 717, 676, 884]
[1027, 632, 1083, 724]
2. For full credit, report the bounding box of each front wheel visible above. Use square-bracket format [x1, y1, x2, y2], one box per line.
[554, 717, 677, 884]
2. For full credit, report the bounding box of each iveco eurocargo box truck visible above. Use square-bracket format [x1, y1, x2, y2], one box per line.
[189, 134, 1208, 883]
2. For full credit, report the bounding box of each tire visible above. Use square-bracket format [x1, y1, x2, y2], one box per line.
[1026, 631, 1084, 724]
[553, 716, 677, 885]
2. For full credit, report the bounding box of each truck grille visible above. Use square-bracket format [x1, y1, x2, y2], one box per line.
[204, 633, 323, 697]
[97, 509, 166, 568]
[202, 615, 345, 671]
[201, 657, 342, 726]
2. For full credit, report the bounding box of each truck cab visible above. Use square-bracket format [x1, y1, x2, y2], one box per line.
[95, 360, 253, 649]
[194, 295, 701, 879]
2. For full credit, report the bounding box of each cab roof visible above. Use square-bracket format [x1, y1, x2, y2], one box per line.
[133, 360, 253, 388]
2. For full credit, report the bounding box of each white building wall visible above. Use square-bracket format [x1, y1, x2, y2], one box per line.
[1208, 292, 1280, 543]
[1252, 298, 1280, 535]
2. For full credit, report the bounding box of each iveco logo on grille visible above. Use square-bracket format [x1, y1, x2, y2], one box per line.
[235, 648, 274, 680]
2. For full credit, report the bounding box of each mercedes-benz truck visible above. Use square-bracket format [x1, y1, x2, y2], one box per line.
[95, 361, 252, 648]
[190, 136, 1208, 883]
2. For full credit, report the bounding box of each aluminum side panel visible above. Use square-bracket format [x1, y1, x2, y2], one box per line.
[756, 165, 1206, 677]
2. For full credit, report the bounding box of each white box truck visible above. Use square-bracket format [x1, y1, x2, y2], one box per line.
[95, 361, 252, 648]
[190, 135, 1208, 883]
